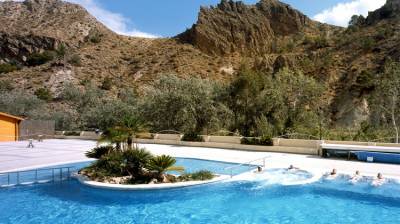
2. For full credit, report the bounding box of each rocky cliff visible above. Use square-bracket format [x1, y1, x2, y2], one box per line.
[178, 0, 335, 56]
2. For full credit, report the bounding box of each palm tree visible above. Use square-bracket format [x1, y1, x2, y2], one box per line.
[121, 115, 145, 149]
[147, 155, 184, 182]
[122, 148, 154, 176]
[98, 126, 129, 150]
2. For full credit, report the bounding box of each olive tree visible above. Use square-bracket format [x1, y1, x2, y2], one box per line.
[0, 89, 45, 117]
[373, 61, 400, 143]
[140, 75, 224, 134]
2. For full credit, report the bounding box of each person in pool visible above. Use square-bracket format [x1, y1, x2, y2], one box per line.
[325, 168, 338, 180]
[287, 165, 299, 171]
[254, 166, 263, 173]
[349, 170, 362, 183]
[372, 173, 386, 187]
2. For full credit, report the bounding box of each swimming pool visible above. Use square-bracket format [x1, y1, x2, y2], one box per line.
[1, 161, 400, 223]
[0, 158, 253, 186]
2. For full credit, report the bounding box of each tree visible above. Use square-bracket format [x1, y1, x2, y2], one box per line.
[140, 75, 222, 134]
[0, 90, 45, 117]
[99, 127, 129, 150]
[348, 15, 365, 27]
[147, 155, 184, 181]
[373, 61, 400, 143]
[221, 66, 325, 137]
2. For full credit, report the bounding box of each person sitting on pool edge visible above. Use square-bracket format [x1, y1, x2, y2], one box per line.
[372, 173, 386, 187]
[349, 170, 362, 183]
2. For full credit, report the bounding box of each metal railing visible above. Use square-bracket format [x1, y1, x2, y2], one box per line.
[0, 166, 74, 187]
[224, 156, 270, 177]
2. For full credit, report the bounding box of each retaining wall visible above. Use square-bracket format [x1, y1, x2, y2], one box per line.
[53, 132, 400, 156]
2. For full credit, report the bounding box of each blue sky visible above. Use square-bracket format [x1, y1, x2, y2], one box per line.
[65, 0, 386, 38]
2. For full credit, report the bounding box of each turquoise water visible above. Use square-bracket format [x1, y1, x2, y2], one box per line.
[0, 158, 253, 186]
[1, 161, 400, 224]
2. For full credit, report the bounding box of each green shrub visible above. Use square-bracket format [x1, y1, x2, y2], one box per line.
[181, 133, 204, 142]
[88, 31, 102, 43]
[0, 79, 14, 91]
[64, 131, 81, 136]
[93, 151, 125, 176]
[85, 145, 114, 159]
[241, 136, 273, 146]
[34, 88, 53, 101]
[68, 54, 81, 66]
[191, 170, 214, 180]
[56, 44, 66, 58]
[178, 170, 214, 181]
[100, 77, 113, 90]
[0, 63, 17, 74]
[27, 51, 55, 66]
[360, 37, 375, 51]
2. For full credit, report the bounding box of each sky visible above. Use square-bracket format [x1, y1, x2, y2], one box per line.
[2, 0, 388, 38]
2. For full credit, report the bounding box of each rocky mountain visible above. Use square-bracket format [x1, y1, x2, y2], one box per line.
[0, 0, 400, 128]
[178, 0, 335, 56]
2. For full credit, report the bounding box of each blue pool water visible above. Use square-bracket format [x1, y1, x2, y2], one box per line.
[0, 158, 253, 186]
[1, 161, 400, 224]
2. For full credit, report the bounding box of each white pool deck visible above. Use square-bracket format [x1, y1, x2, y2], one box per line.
[1, 139, 399, 180]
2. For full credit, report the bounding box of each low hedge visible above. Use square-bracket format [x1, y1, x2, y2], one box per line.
[181, 133, 204, 142]
[241, 136, 273, 146]
[64, 131, 81, 136]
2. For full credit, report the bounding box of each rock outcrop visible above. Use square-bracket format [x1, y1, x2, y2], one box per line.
[366, 0, 400, 25]
[178, 0, 333, 56]
[0, 32, 62, 63]
[0, 0, 111, 46]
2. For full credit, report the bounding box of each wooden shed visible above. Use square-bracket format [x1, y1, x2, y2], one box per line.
[0, 112, 24, 142]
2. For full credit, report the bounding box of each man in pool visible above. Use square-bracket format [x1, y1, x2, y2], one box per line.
[372, 173, 386, 187]
[254, 166, 263, 173]
[350, 170, 362, 183]
[287, 165, 299, 172]
[325, 169, 338, 180]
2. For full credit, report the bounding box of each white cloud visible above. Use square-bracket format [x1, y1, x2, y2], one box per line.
[66, 0, 159, 38]
[0, 0, 158, 38]
[313, 0, 386, 27]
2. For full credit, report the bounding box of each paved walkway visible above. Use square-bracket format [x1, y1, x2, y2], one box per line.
[0, 140, 96, 172]
[1, 140, 399, 180]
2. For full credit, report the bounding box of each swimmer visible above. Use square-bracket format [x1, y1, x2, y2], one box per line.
[254, 166, 264, 174]
[372, 173, 386, 187]
[325, 169, 338, 180]
[287, 165, 299, 171]
[349, 170, 362, 183]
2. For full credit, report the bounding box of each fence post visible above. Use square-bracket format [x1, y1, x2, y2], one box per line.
[35, 170, 38, 183]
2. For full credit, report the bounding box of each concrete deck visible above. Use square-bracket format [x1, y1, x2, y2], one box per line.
[0, 140, 96, 172]
[1, 140, 399, 180]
